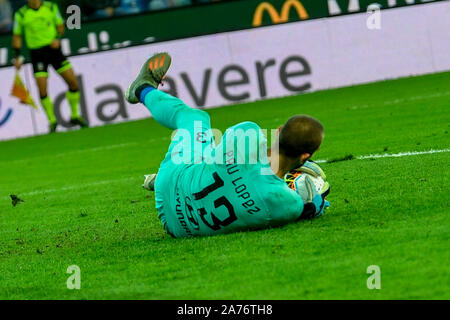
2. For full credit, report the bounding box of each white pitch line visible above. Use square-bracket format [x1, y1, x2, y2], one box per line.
[3, 176, 137, 199]
[0, 137, 169, 165]
[2, 148, 449, 200]
[349, 91, 450, 110]
[315, 148, 450, 163]
[357, 149, 450, 159]
[0, 142, 137, 166]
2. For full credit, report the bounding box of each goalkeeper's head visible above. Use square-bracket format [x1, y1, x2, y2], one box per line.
[277, 114, 324, 169]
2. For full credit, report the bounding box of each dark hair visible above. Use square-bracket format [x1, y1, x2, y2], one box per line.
[278, 115, 324, 158]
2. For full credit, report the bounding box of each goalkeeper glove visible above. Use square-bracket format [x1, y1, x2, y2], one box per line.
[301, 175, 330, 219]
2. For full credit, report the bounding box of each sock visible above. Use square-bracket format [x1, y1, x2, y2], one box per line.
[40, 96, 56, 124]
[136, 85, 155, 104]
[66, 90, 81, 119]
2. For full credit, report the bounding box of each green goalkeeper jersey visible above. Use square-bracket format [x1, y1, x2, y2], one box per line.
[13, 1, 64, 50]
[156, 121, 304, 238]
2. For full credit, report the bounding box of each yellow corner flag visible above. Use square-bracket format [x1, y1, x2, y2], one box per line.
[11, 72, 38, 110]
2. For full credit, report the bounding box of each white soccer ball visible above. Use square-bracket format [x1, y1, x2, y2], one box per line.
[289, 172, 325, 203]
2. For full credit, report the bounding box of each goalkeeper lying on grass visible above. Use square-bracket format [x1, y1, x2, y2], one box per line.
[126, 53, 330, 238]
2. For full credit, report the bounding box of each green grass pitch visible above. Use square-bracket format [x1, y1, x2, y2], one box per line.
[0, 71, 449, 299]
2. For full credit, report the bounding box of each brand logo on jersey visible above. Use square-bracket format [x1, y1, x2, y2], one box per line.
[184, 197, 200, 230]
[175, 191, 193, 236]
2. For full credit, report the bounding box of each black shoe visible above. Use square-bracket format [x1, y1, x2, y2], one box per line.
[49, 122, 57, 133]
[70, 117, 88, 128]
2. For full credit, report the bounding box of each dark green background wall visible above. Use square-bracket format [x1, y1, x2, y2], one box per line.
[0, 0, 442, 67]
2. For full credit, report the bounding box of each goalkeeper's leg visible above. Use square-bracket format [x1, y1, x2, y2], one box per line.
[140, 88, 211, 132]
[126, 53, 212, 237]
[141, 88, 212, 163]
[125, 52, 209, 130]
[139, 90, 212, 192]
[125, 52, 213, 160]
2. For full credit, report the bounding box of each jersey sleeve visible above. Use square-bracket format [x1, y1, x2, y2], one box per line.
[264, 183, 304, 224]
[52, 2, 64, 25]
[12, 12, 23, 36]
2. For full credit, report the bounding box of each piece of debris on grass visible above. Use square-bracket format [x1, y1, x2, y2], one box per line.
[327, 154, 354, 163]
[10, 194, 24, 207]
[383, 146, 389, 152]
[344, 199, 350, 204]
[79, 210, 88, 218]
[115, 218, 119, 224]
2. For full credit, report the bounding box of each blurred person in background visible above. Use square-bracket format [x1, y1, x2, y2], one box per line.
[114, 0, 148, 16]
[149, 0, 191, 11]
[80, 0, 120, 19]
[0, 0, 13, 33]
[12, 0, 88, 132]
[193, 0, 221, 3]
